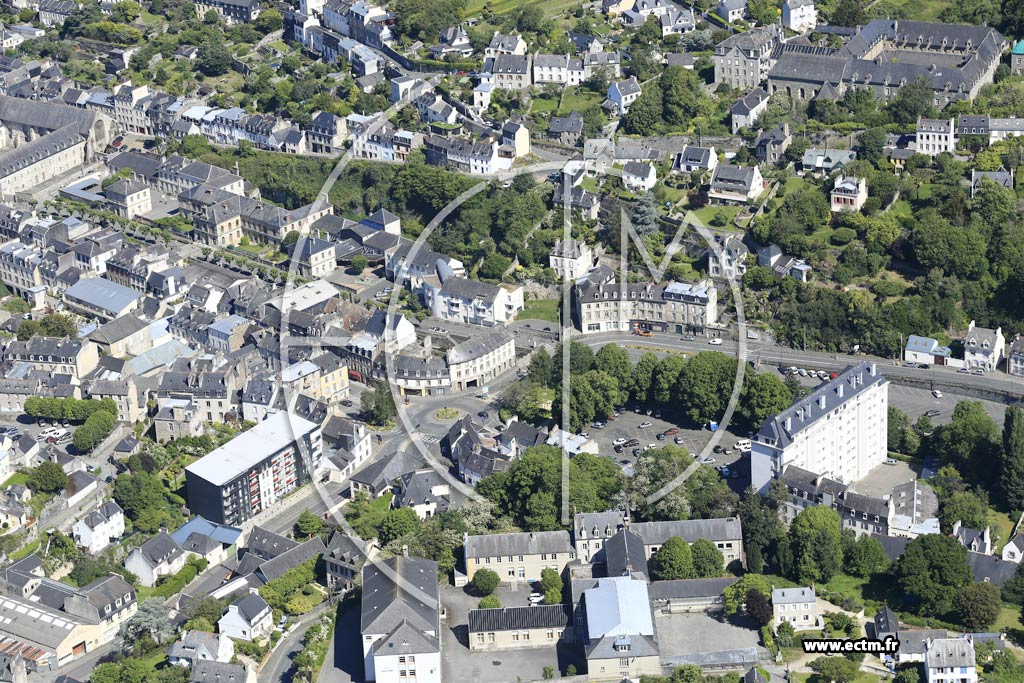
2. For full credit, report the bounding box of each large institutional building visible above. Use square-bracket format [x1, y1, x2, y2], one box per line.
[184, 411, 323, 525]
[0, 95, 111, 197]
[767, 21, 1005, 107]
[751, 362, 889, 493]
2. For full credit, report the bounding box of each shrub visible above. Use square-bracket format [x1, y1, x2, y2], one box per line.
[830, 227, 857, 245]
[478, 595, 501, 609]
[471, 568, 500, 596]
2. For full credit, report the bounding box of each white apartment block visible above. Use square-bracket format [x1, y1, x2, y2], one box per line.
[751, 362, 888, 493]
[549, 239, 594, 281]
[423, 276, 524, 327]
[782, 0, 816, 32]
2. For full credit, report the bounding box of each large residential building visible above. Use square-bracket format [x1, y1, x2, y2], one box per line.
[184, 412, 323, 526]
[572, 512, 745, 568]
[194, 0, 260, 24]
[780, 466, 893, 536]
[767, 21, 1005, 107]
[468, 604, 574, 651]
[360, 556, 441, 683]
[3, 337, 99, 380]
[572, 276, 717, 335]
[751, 362, 888, 493]
[713, 24, 782, 90]
[421, 277, 524, 327]
[581, 577, 661, 681]
[446, 327, 517, 393]
[463, 531, 576, 583]
[709, 164, 764, 203]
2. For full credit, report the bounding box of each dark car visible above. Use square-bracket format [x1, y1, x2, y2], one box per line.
[341, 399, 353, 407]
[614, 445, 623, 453]
[478, 411, 490, 420]
[713, 445, 724, 454]
[624, 439, 640, 448]
[656, 433, 666, 440]
[632, 448, 643, 456]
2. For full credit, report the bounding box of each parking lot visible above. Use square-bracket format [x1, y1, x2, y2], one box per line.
[587, 409, 751, 491]
[0, 415, 110, 480]
[439, 584, 583, 682]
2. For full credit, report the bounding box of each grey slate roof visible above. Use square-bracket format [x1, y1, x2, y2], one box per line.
[232, 592, 270, 623]
[628, 517, 743, 545]
[756, 363, 885, 448]
[464, 530, 574, 559]
[245, 525, 298, 560]
[360, 555, 439, 636]
[190, 661, 249, 683]
[447, 327, 514, 365]
[926, 638, 976, 668]
[137, 530, 183, 568]
[647, 576, 738, 601]
[604, 528, 648, 579]
[256, 537, 327, 582]
[467, 604, 572, 632]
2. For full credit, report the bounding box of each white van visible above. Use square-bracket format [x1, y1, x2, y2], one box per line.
[734, 439, 751, 451]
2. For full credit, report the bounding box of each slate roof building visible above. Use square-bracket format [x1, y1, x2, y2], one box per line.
[360, 555, 441, 683]
[581, 577, 661, 681]
[467, 604, 574, 651]
[124, 530, 187, 588]
[767, 21, 1005, 107]
[751, 362, 888, 493]
[218, 591, 272, 642]
[464, 530, 575, 583]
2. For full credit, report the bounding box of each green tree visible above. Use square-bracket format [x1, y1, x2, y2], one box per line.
[471, 567, 500, 596]
[889, 78, 935, 124]
[630, 352, 659, 404]
[776, 621, 796, 647]
[197, 41, 232, 76]
[845, 535, 889, 577]
[254, 7, 283, 33]
[594, 344, 633, 389]
[620, 87, 663, 136]
[676, 352, 737, 425]
[938, 491, 988, 533]
[294, 510, 325, 539]
[737, 372, 792, 432]
[789, 506, 843, 584]
[528, 346, 554, 386]
[660, 66, 711, 128]
[350, 254, 369, 273]
[1003, 562, 1024, 606]
[809, 656, 858, 683]
[478, 595, 501, 609]
[378, 508, 421, 545]
[650, 536, 696, 580]
[1002, 406, 1024, 509]
[931, 401, 1001, 482]
[954, 582, 1001, 631]
[27, 461, 68, 494]
[893, 668, 919, 683]
[691, 538, 724, 577]
[540, 567, 563, 594]
[857, 127, 888, 166]
[895, 534, 971, 616]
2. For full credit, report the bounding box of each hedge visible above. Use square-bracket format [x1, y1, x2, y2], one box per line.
[151, 557, 208, 598]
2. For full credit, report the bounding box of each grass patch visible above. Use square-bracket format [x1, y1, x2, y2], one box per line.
[993, 605, 1023, 632]
[11, 538, 40, 561]
[692, 204, 741, 227]
[465, 0, 580, 18]
[989, 509, 1016, 552]
[520, 298, 560, 323]
[792, 673, 886, 683]
[2, 472, 29, 488]
[558, 88, 603, 116]
[530, 96, 559, 116]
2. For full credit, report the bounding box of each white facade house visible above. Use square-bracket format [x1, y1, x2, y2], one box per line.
[218, 592, 274, 642]
[916, 118, 956, 156]
[72, 500, 125, 555]
[751, 362, 888, 493]
[772, 586, 823, 631]
[1002, 534, 1024, 563]
[904, 336, 955, 366]
[782, 0, 816, 32]
[607, 77, 642, 114]
[830, 176, 868, 212]
[964, 320, 1005, 372]
[622, 162, 658, 192]
[549, 239, 594, 281]
[924, 637, 977, 683]
[708, 234, 748, 280]
[124, 530, 187, 587]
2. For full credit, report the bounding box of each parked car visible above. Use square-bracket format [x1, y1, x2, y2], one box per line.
[919, 364, 931, 370]
[340, 400, 353, 407]
[656, 433, 666, 441]
[654, 410, 661, 419]
[713, 445, 724, 454]
[903, 362, 917, 368]
[884, 458, 899, 465]
[632, 448, 643, 456]
[698, 456, 716, 465]
[614, 445, 623, 454]
[708, 338, 723, 346]
[478, 411, 490, 420]
[924, 409, 940, 417]
[624, 439, 640, 448]
[673, 436, 685, 445]
[664, 428, 680, 436]
[972, 369, 985, 375]
[613, 437, 628, 446]
[591, 421, 606, 429]
[639, 421, 653, 429]
[931, 390, 943, 399]
[734, 440, 751, 450]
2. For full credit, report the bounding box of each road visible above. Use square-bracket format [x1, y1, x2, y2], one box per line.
[260, 603, 333, 683]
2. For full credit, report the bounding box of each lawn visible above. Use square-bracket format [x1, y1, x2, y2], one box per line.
[792, 673, 886, 683]
[521, 298, 561, 323]
[530, 96, 559, 116]
[989, 509, 1017, 553]
[465, 0, 580, 18]
[690, 204, 741, 228]
[993, 605, 1023, 632]
[558, 88, 603, 116]
[1, 472, 29, 488]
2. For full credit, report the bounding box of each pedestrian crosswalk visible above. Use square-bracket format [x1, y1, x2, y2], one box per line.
[413, 433, 441, 446]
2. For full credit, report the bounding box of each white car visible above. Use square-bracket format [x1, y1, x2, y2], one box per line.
[734, 440, 751, 450]
[647, 443, 657, 450]
[613, 437, 628, 446]
[708, 338, 723, 346]
[698, 456, 716, 465]
[932, 390, 943, 399]
[639, 421, 653, 429]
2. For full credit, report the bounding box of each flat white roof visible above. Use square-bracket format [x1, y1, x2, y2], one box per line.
[185, 411, 318, 486]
